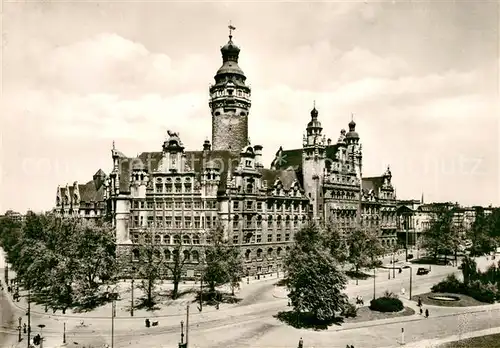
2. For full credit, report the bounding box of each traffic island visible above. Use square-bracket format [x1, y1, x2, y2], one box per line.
[411, 292, 487, 307]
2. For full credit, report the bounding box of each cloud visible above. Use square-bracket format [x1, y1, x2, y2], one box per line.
[2, 23, 498, 212]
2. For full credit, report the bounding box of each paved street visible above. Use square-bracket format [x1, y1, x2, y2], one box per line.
[2, 251, 500, 348]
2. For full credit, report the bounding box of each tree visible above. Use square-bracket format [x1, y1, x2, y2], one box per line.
[285, 223, 348, 321]
[346, 227, 383, 274]
[323, 223, 348, 263]
[203, 227, 244, 297]
[420, 204, 457, 262]
[163, 233, 192, 300]
[461, 256, 478, 288]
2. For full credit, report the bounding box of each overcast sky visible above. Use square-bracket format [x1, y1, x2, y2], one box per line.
[1, 1, 499, 213]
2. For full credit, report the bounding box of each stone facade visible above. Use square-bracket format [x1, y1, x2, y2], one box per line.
[54, 30, 405, 275]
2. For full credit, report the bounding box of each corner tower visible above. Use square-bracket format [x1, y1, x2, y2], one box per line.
[209, 25, 251, 153]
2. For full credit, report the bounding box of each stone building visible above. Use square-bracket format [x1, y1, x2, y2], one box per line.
[54, 169, 108, 221]
[54, 29, 401, 275]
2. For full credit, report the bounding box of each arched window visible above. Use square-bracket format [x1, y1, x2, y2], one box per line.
[192, 234, 200, 245]
[132, 249, 140, 261]
[174, 235, 181, 244]
[183, 250, 190, 261]
[153, 249, 161, 260]
[245, 249, 251, 260]
[257, 248, 262, 258]
[154, 235, 161, 244]
[192, 250, 199, 262]
[277, 247, 282, 256]
[267, 248, 273, 257]
[183, 235, 191, 244]
[164, 249, 171, 261]
[164, 235, 171, 244]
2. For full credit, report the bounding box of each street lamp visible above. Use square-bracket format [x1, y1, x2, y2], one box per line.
[38, 324, 45, 348]
[18, 317, 22, 342]
[409, 266, 413, 300]
[373, 267, 376, 300]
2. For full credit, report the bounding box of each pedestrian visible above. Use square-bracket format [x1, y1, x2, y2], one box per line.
[425, 309, 429, 318]
[298, 337, 303, 348]
[419, 307, 423, 315]
[418, 297, 422, 307]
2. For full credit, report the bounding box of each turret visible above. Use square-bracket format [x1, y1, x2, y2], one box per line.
[210, 25, 251, 153]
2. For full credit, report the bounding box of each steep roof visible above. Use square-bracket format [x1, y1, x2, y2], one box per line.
[270, 144, 340, 171]
[362, 176, 384, 196]
[259, 168, 301, 191]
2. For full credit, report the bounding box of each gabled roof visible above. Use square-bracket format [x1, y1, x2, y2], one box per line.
[270, 144, 340, 171]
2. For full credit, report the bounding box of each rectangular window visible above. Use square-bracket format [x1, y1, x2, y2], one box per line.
[233, 235, 239, 244]
[246, 218, 252, 228]
[267, 234, 272, 242]
[140, 216, 144, 226]
[194, 201, 201, 209]
[285, 233, 290, 241]
[156, 184, 163, 193]
[175, 202, 182, 209]
[206, 217, 212, 229]
[276, 234, 282, 242]
[185, 217, 192, 228]
[156, 217, 163, 228]
[194, 217, 201, 228]
[156, 202, 163, 210]
[147, 216, 154, 227]
[165, 185, 173, 193]
[257, 202, 262, 211]
[175, 184, 182, 193]
[185, 201, 192, 209]
[246, 201, 253, 210]
[233, 201, 239, 210]
[165, 202, 172, 209]
[256, 234, 262, 243]
[184, 184, 192, 192]
[233, 220, 239, 229]
[165, 217, 172, 228]
[147, 202, 153, 209]
[133, 216, 139, 227]
[175, 217, 182, 228]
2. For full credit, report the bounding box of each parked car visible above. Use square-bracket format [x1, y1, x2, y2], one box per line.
[417, 267, 430, 275]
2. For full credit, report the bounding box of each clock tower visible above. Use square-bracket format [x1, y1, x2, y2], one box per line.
[209, 25, 251, 153]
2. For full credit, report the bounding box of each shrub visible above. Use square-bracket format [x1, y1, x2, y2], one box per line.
[341, 302, 358, 318]
[369, 295, 404, 313]
[431, 274, 463, 293]
[468, 280, 498, 304]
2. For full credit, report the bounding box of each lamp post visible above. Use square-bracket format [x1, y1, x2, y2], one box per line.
[373, 267, 376, 300]
[63, 322, 66, 344]
[409, 266, 413, 300]
[27, 288, 31, 348]
[38, 324, 45, 348]
[392, 250, 396, 278]
[130, 277, 135, 317]
[18, 317, 22, 342]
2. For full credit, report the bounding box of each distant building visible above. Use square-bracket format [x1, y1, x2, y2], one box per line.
[2, 210, 24, 222]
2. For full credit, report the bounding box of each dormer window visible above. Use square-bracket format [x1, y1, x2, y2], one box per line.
[245, 160, 251, 167]
[228, 89, 233, 95]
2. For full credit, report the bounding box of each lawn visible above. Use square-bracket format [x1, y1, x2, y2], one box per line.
[345, 306, 415, 324]
[439, 333, 500, 348]
[274, 306, 415, 330]
[411, 292, 487, 307]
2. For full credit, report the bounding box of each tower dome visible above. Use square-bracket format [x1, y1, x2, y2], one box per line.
[345, 119, 359, 139]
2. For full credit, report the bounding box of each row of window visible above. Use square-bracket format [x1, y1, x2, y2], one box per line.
[131, 248, 200, 262]
[155, 183, 192, 193]
[131, 233, 205, 245]
[233, 201, 307, 212]
[132, 200, 217, 210]
[244, 246, 290, 260]
[131, 215, 218, 229]
[233, 232, 292, 244]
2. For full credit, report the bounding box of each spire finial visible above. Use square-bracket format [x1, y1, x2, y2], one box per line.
[351, 113, 354, 122]
[313, 100, 316, 109]
[112, 140, 115, 150]
[228, 21, 236, 40]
